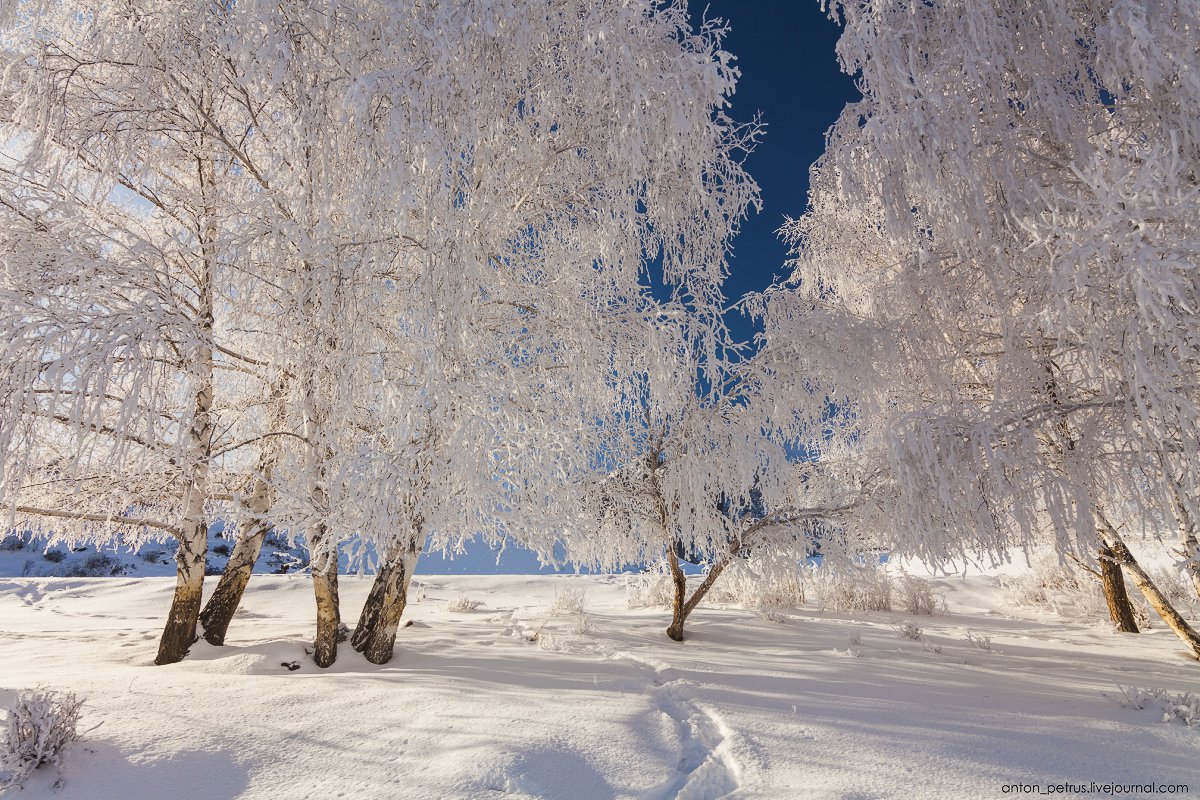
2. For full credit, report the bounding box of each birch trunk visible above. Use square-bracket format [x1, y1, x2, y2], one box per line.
[1098, 544, 1139, 633]
[199, 383, 288, 645]
[354, 525, 422, 663]
[198, 516, 270, 646]
[665, 543, 734, 642]
[1098, 514, 1200, 661]
[156, 174, 215, 665]
[311, 536, 341, 668]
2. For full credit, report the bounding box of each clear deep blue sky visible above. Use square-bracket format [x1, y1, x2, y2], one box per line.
[686, 1, 860, 345]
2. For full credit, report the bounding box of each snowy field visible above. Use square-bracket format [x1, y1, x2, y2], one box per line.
[1, 568, 1197, 800]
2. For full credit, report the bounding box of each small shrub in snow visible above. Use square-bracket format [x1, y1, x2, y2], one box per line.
[892, 621, 923, 641]
[999, 554, 1109, 621]
[896, 575, 937, 615]
[708, 554, 805, 609]
[447, 595, 483, 613]
[625, 563, 676, 609]
[571, 610, 590, 635]
[41, 549, 66, 564]
[536, 632, 572, 653]
[1110, 686, 1200, 728]
[1, 689, 85, 790]
[47, 553, 126, 578]
[808, 565, 892, 613]
[0, 534, 26, 552]
[549, 585, 587, 616]
[964, 631, 993, 652]
[211, 544, 230, 557]
[754, 609, 788, 624]
[409, 580, 428, 603]
[1147, 565, 1197, 610]
[138, 549, 166, 564]
[848, 630, 862, 647]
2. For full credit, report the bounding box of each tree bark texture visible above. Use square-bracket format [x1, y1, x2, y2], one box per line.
[199, 518, 270, 645]
[354, 531, 422, 664]
[1098, 544, 1139, 633]
[155, 519, 207, 665]
[199, 383, 287, 646]
[311, 542, 341, 668]
[156, 183, 215, 666]
[665, 542, 735, 642]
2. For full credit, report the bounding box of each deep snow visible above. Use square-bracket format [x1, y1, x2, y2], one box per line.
[1, 565, 1198, 799]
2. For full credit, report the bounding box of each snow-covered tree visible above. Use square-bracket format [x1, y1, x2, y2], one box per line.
[2, 0, 765, 667]
[0, 1, 277, 664]
[565, 299, 882, 641]
[756, 0, 1200, 657]
[328, 0, 765, 663]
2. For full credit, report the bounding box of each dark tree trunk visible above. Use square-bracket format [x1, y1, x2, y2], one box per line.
[666, 548, 689, 642]
[199, 519, 270, 645]
[359, 559, 412, 665]
[350, 564, 389, 652]
[1098, 545, 1139, 633]
[664, 542, 736, 642]
[199, 380, 287, 645]
[354, 532, 421, 664]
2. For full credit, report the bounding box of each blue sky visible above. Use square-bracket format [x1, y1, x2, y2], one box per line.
[685, 1, 860, 345]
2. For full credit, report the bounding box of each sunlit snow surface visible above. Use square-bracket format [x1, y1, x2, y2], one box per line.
[1, 569, 1197, 799]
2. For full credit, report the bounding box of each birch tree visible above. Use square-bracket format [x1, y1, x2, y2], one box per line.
[563, 299, 883, 641]
[756, 0, 1200, 656]
[0, 1, 291, 664]
[3, 0, 765, 667]
[306, 0, 765, 663]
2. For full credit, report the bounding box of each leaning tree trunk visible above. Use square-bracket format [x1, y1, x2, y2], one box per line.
[199, 516, 271, 646]
[1098, 514, 1200, 660]
[1098, 544, 1139, 633]
[665, 543, 736, 642]
[198, 383, 287, 646]
[356, 541, 421, 665]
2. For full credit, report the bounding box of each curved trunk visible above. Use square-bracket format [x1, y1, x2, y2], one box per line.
[666, 547, 689, 641]
[665, 543, 735, 642]
[1098, 545, 1139, 633]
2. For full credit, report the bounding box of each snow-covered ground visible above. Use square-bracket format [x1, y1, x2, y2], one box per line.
[1, 569, 1197, 799]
